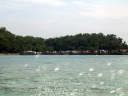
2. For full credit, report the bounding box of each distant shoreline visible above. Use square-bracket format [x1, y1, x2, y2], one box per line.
[0, 53, 128, 55]
[1, 27, 128, 55]
[0, 53, 20, 55]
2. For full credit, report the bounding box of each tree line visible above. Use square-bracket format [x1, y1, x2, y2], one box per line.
[0, 27, 127, 53]
[0, 27, 46, 53]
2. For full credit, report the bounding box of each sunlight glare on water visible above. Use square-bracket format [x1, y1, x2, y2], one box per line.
[0, 55, 128, 96]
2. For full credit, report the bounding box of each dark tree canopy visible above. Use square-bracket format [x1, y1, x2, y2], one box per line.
[0, 27, 46, 53]
[0, 27, 127, 54]
[45, 33, 127, 51]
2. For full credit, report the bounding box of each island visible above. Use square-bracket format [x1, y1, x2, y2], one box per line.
[0, 27, 128, 55]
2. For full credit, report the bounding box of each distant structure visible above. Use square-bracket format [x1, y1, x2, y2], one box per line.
[20, 51, 37, 55]
[40, 49, 128, 55]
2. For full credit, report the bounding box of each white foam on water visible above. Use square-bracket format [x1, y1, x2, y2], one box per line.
[110, 90, 116, 94]
[99, 81, 104, 85]
[54, 67, 60, 72]
[79, 72, 84, 76]
[118, 69, 125, 75]
[107, 62, 112, 66]
[91, 85, 97, 88]
[24, 64, 28, 67]
[89, 68, 94, 72]
[70, 92, 75, 96]
[97, 73, 103, 77]
[35, 55, 40, 58]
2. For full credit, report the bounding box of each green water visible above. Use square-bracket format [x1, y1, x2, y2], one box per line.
[0, 55, 128, 96]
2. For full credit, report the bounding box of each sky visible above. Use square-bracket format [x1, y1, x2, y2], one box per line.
[0, 0, 128, 42]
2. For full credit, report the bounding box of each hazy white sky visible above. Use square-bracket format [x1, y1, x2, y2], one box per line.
[0, 0, 128, 42]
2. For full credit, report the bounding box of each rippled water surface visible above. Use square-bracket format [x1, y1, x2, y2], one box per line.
[0, 55, 128, 96]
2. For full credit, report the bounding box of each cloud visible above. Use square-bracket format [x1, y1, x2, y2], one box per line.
[0, 0, 128, 42]
[0, 0, 66, 8]
[32, 0, 65, 6]
[72, 0, 95, 9]
[79, 3, 128, 18]
[12, 0, 66, 6]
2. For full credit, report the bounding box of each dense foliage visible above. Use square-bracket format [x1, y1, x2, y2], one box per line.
[45, 33, 127, 51]
[0, 27, 46, 53]
[0, 27, 127, 53]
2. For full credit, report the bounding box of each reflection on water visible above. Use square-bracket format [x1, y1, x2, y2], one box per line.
[0, 55, 128, 96]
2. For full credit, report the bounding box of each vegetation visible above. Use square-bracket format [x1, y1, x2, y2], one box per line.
[0, 27, 46, 53]
[0, 27, 127, 54]
[45, 33, 127, 51]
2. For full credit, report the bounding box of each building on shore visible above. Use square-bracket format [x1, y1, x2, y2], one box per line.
[20, 49, 128, 55]
[20, 51, 37, 55]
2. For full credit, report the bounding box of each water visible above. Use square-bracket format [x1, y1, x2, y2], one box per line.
[0, 55, 128, 96]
